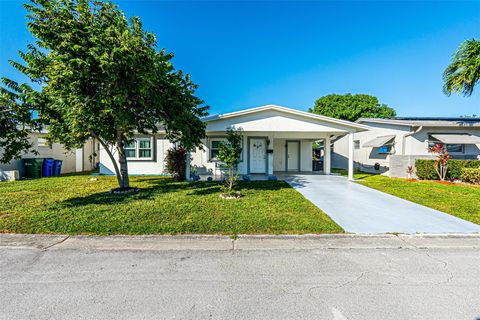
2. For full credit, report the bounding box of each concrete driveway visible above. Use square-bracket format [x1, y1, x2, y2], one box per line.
[284, 174, 480, 234]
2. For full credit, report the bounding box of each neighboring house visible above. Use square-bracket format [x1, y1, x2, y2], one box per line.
[0, 131, 98, 180]
[333, 117, 480, 177]
[99, 105, 369, 180]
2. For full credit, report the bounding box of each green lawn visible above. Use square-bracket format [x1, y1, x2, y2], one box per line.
[333, 169, 480, 225]
[0, 175, 342, 235]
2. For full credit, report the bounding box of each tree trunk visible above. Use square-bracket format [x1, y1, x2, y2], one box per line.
[92, 133, 122, 188]
[116, 141, 130, 189]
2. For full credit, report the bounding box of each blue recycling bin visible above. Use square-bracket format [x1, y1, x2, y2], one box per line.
[53, 160, 63, 176]
[42, 158, 55, 177]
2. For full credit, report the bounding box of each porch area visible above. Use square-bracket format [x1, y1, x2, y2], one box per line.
[189, 105, 369, 181]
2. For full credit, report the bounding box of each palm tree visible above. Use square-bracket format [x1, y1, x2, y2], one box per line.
[443, 38, 480, 97]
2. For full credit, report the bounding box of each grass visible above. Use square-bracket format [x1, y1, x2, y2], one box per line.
[333, 168, 480, 225]
[0, 174, 343, 235]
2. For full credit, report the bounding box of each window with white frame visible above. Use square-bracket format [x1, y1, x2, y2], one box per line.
[37, 137, 51, 148]
[209, 137, 244, 161]
[209, 138, 226, 161]
[125, 137, 154, 160]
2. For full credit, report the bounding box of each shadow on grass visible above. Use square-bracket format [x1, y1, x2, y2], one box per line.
[55, 179, 292, 209]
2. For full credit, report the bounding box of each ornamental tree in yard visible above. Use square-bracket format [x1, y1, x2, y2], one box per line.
[217, 128, 243, 197]
[1, 0, 207, 190]
[428, 143, 450, 181]
[308, 94, 396, 122]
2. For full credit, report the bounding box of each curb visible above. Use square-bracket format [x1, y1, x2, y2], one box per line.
[1, 233, 479, 251]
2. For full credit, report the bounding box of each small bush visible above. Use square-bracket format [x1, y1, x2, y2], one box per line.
[461, 167, 480, 184]
[415, 159, 480, 180]
[165, 146, 187, 181]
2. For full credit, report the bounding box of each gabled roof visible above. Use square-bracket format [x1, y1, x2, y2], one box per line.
[204, 104, 369, 131]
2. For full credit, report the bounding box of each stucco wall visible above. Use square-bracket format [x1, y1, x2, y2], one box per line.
[99, 133, 315, 176]
[0, 133, 80, 180]
[332, 122, 480, 175]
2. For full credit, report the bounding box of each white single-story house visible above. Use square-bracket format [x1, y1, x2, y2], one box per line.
[332, 117, 480, 177]
[99, 105, 369, 180]
[0, 132, 98, 181]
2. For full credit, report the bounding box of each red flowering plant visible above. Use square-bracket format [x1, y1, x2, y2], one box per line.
[428, 143, 450, 181]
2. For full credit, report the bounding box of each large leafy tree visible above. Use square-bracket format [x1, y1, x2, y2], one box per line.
[443, 38, 480, 97]
[0, 87, 38, 163]
[308, 93, 396, 122]
[2, 0, 207, 189]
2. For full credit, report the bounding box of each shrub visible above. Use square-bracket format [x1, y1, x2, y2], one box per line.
[415, 159, 480, 180]
[165, 146, 187, 181]
[461, 167, 480, 184]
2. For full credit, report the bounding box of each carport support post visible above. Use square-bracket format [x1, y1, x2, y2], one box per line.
[348, 133, 354, 181]
[324, 135, 331, 174]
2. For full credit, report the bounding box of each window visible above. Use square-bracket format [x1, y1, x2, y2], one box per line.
[354, 140, 360, 149]
[209, 137, 244, 161]
[377, 145, 392, 154]
[209, 138, 226, 161]
[37, 137, 51, 148]
[125, 137, 154, 160]
[428, 141, 464, 154]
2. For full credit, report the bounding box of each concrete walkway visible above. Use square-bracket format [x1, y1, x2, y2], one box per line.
[284, 174, 480, 234]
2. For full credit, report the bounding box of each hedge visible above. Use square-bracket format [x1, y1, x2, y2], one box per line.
[415, 159, 480, 180]
[461, 167, 480, 184]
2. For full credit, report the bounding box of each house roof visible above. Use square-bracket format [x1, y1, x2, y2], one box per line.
[204, 104, 369, 131]
[357, 117, 480, 128]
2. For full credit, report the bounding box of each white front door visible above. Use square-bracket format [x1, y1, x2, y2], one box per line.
[249, 138, 266, 173]
[287, 141, 299, 171]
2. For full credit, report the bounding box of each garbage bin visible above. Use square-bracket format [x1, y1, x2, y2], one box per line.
[53, 160, 63, 176]
[23, 158, 43, 179]
[42, 158, 55, 177]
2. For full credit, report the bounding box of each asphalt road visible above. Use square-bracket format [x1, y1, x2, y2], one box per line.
[1, 234, 479, 320]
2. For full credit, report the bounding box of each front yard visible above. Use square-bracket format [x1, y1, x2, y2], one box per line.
[0, 175, 342, 235]
[357, 175, 480, 225]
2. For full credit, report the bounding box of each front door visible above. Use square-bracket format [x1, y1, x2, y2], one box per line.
[287, 141, 300, 171]
[249, 138, 266, 174]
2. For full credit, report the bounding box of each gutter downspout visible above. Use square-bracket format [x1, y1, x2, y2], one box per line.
[401, 126, 423, 155]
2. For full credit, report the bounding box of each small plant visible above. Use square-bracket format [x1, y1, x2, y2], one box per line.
[406, 165, 415, 180]
[165, 146, 188, 181]
[217, 128, 243, 198]
[461, 167, 480, 184]
[428, 144, 450, 181]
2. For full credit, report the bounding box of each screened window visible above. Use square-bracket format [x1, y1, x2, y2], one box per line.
[125, 137, 154, 160]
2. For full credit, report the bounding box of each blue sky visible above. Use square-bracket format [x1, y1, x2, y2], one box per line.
[1, 0, 479, 117]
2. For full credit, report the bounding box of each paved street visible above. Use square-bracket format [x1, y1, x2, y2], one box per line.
[1, 234, 480, 320]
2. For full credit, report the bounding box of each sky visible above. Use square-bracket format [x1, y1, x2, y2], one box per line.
[1, 0, 479, 117]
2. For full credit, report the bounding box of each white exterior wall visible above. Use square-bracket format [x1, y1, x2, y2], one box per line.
[99, 135, 173, 175]
[0, 133, 92, 180]
[332, 121, 480, 175]
[406, 127, 480, 157]
[332, 123, 410, 173]
[97, 107, 366, 176]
